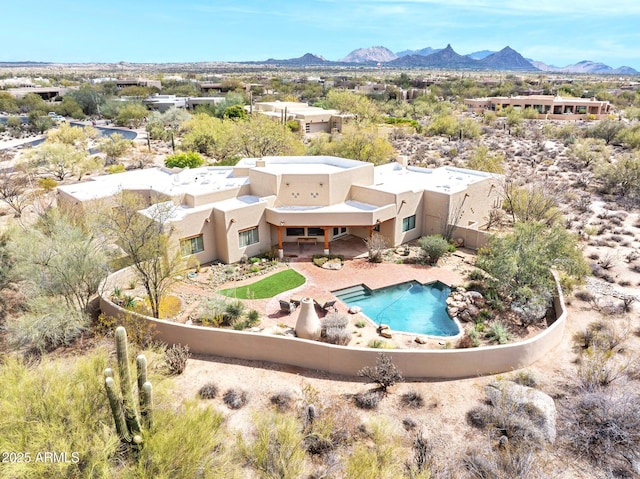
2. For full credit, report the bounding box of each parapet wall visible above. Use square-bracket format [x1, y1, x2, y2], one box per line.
[100, 270, 567, 380]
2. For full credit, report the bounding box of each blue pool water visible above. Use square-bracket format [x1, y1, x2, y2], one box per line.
[334, 280, 460, 337]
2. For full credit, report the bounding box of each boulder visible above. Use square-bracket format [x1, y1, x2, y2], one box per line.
[414, 336, 426, 344]
[459, 310, 472, 322]
[466, 304, 480, 319]
[379, 330, 393, 339]
[348, 306, 362, 314]
[485, 381, 557, 443]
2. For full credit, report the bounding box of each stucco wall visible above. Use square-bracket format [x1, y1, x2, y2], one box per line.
[100, 269, 567, 380]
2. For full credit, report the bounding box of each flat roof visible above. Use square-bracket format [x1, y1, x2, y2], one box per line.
[373, 163, 493, 195]
[58, 166, 248, 202]
[238, 155, 366, 173]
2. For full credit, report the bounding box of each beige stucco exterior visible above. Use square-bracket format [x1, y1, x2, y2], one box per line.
[464, 94, 611, 119]
[58, 156, 502, 264]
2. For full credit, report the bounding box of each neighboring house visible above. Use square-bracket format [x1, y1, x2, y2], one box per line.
[253, 101, 350, 134]
[57, 156, 501, 264]
[464, 95, 611, 119]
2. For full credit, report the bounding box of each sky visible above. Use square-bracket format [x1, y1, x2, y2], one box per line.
[2, 0, 639, 69]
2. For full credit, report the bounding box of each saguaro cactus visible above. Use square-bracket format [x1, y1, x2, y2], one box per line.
[104, 326, 153, 445]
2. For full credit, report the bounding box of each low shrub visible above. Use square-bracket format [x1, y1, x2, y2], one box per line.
[198, 382, 218, 399]
[6, 305, 89, 354]
[358, 353, 403, 392]
[324, 327, 352, 346]
[367, 339, 396, 349]
[270, 391, 294, 412]
[354, 389, 382, 409]
[223, 388, 248, 409]
[321, 311, 349, 330]
[418, 234, 450, 265]
[164, 151, 204, 169]
[485, 321, 511, 344]
[400, 390, 424, 409]
[163, 343, 190, 375]
[355, 319, 367, 328]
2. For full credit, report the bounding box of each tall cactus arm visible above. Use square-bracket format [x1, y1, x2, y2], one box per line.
[104, 376, 131, 443]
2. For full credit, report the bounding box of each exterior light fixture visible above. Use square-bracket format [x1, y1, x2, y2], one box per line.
[230, 218, 236, 224]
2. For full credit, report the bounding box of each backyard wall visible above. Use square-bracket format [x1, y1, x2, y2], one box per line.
[100, 269, 567, 380]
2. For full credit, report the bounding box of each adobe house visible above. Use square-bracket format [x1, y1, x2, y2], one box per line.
[464, 94, 611, 119]
[253, 101, 350, 134]
[57, 156, 501, 264]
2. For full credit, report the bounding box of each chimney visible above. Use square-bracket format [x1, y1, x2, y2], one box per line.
[397, 155, 409, 168]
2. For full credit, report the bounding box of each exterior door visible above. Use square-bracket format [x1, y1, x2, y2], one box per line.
[332, 227, 347, 239]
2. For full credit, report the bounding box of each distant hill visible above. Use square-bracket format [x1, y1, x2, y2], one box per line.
[396, 47, 441, 58]
[532, 60, 639, 75]
[340, 46, 397, 63]
[389, 44, 478, 69]
[260, 53, 329, 66]
[478, 46, 538, 71]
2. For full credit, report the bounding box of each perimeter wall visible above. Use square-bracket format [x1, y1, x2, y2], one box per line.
[100, 269, 567, 379]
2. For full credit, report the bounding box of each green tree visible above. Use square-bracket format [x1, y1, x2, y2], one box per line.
[47, 123, 99, 149]
[146, 107, 191, 140]
[103, 192, 185, 319]
[568, 138, 611, 169]
[24, 142, 89, 180]
[165, 151, 204, 168]
[17, 93, 47, 113]
[616, 124, 640, 150]
[476, 222, 588, 320]
[99, 133, 133, 165]
[467, 145, 505, 174]
[502, 179, 563, 226]
[11, 209, 108, 313]
[222, 104, 248, 120]
[325, 89, 380, 126]
[231, 114, 304, 158]
[0, 92, 19, 113]
[595, 153, 640, 199]
[115, 102, 148, 128]
[180, 113, 235, 160]
[56, 96, 85, 119]
[311, 126, 395, 165]
[68, 84, 103, 116]
[586, 119, 624, 145]
[426, 113, 458, 139]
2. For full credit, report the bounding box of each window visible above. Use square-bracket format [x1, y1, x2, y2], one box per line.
[180, 235, 204, 256]
[239, 227, 259, 247]
[307, 227, 324, 236]
[286, 227, 305, 236]
[402, 215, 416, 232]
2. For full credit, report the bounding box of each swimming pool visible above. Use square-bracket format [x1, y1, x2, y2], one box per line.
[333, 280, 460, 337]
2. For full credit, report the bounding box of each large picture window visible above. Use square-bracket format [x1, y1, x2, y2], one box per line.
[180, 234, 204, 256]
[239, 227, 259, 247]
[402, 215, 416, 232]
[286, 227, 305, 236]
[307, 227, 324, 236]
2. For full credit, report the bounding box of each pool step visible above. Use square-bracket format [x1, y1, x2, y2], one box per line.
[334, 284, 371, 303]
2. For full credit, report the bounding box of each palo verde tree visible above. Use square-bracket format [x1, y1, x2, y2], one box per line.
[11, 208, 108, 313]
[476, 222, 588, 325]
[104, 191, 185, 318]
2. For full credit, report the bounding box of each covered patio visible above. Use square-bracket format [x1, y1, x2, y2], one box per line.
[278, 234, 370, 260]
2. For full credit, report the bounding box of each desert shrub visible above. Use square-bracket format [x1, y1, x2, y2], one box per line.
[358, 353, 403, 392]
[464, 444, 539, 479]
[321, 311, 349, 330]
[107, 164, 126, 174]
[468, 269, 487, 281]
[223, 388, 248, 409]
[95, 312, 157, 347]
[37, 177, 58, 191]
[456, 334, 475, 349]
[345, 420, 405, 478]
[400, 390, 424, 409]
[164, 151, 204, 169]
[484, 321, 511, 344]
[364, 233, 387, 263]
[367, 339, 396, 349]
[6, 305, 89, 354]
[417, 235, 450, 265]
[512, 371, 538, 388]
[562, 390, 640, 476]
[355, 319, 367, 328]
[239, 411, 306, 479]
[574, 289, 595, 303]
[324, 327, 352, 346]
[197, 382, 218, 399]
[354, 389, 383, 409]
[163, 343, 190, 375]
[270, 391, 294, 412]
[467, 403, 545, 449]
[576, 346, 626, 391]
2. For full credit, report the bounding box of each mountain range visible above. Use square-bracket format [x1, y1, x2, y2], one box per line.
[256, 45, 638, 74]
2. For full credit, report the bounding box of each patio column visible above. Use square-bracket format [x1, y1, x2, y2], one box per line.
[323, 227, 330, 255]
[277, 226, 283, 259]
